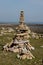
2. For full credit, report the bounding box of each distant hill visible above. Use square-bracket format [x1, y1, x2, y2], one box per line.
[27, 24, 43, 34]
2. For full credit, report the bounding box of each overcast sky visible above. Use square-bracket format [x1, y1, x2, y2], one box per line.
[0, 0, 43, 24]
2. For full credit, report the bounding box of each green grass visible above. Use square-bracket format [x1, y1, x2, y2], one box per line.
[0, 33, 43, 65]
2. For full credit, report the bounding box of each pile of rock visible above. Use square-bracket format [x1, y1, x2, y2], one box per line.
[3, 39, 35, 59]
[3, 11, 35, 60]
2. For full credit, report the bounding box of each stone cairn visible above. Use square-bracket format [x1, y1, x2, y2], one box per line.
[3, 11, 35, 59]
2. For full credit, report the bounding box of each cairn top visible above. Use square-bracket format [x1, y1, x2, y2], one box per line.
[20, 11, 24, 23]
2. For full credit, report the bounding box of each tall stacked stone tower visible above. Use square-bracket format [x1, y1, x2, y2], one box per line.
[16, 11, 31, 40]
[3, 11, 35, 59]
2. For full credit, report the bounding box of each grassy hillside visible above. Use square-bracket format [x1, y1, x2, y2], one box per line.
[0, 25, 43, 65]
[0, 35, 43, 65]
